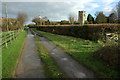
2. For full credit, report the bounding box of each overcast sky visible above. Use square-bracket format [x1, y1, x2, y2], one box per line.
[1, 0, 119, 24]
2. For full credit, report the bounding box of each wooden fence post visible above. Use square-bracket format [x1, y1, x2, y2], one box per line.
[12, 31, 15, 40]
[5, 33, 7, 48]
[2, 29, 21, 48]
[10, 32, 12, 43]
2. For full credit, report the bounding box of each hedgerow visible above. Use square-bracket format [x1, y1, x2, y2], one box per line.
[36, 24, 120, 42]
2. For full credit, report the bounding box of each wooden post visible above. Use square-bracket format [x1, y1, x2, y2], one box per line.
[5, 42, 7, 47]
[13, 31, 15, 40]
[12, 31, 13, 40]
[10, 32, 12, 43]
[5, 33, 7, 48]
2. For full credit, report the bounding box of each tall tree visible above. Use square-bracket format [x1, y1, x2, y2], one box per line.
[117, 1, 120, 23]
[68, 14, 75, 25]
[32, 17, 41, 25]
[95, 11, 107, 24]
[87, 14, 94, 24]
[108, 13, 117, 23]
[17, 12, 27, 26]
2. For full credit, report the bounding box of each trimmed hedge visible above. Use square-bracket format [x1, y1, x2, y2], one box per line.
[36, 24, 120, 42]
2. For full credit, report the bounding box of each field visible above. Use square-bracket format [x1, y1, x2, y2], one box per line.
[2, 30, 27, 78]
[34, 29, 119, 78]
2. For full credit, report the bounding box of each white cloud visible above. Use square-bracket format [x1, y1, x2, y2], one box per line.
[103, 6, 113, 14]
[91, 4, 99, 8]
[98, 0, 119, 3]
[99, 0, 118, 15]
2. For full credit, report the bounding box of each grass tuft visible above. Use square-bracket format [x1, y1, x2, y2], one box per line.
[35, 38, 65, 78]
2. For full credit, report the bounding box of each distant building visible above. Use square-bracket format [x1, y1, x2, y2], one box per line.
[1, 17, 17, 22]
[78, 11, 86, 25]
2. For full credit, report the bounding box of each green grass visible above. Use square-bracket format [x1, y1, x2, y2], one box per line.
[35, 38, 65, 78]
[34, 29, 119, 78]
[2, 30, 27, 78]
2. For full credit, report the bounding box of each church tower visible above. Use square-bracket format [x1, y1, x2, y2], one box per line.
[78, 11, 86, 25]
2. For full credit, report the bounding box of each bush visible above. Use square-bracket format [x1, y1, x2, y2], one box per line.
[36, 24, 120, 42]
[93, 45, 119, 69]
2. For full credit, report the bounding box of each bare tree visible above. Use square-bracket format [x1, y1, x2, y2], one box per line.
[32, 17, 41, 25]
[42, 16, 48, 25]
[117, 1, 120, 23]
[17, 12, 27, 26]
[68, 14, 75, 25]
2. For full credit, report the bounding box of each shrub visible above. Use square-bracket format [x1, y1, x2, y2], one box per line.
[36, 24, 120, 42]
[93, 45, 119, 69]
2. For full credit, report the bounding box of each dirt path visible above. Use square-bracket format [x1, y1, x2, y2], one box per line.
[38, 36, 95, 78]
[15, 30, 45, 78]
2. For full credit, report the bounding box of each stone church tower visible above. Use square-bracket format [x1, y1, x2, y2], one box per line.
[78, 11, 86, 24]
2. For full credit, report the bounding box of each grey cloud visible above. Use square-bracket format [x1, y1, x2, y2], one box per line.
[2, 2, 77, 24]
[2, 1, 116, 24]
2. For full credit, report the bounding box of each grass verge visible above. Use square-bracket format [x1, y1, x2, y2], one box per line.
[2, 30, 27, 78]
[35, 37, 65, 78]
[34, 29, 119, 78]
